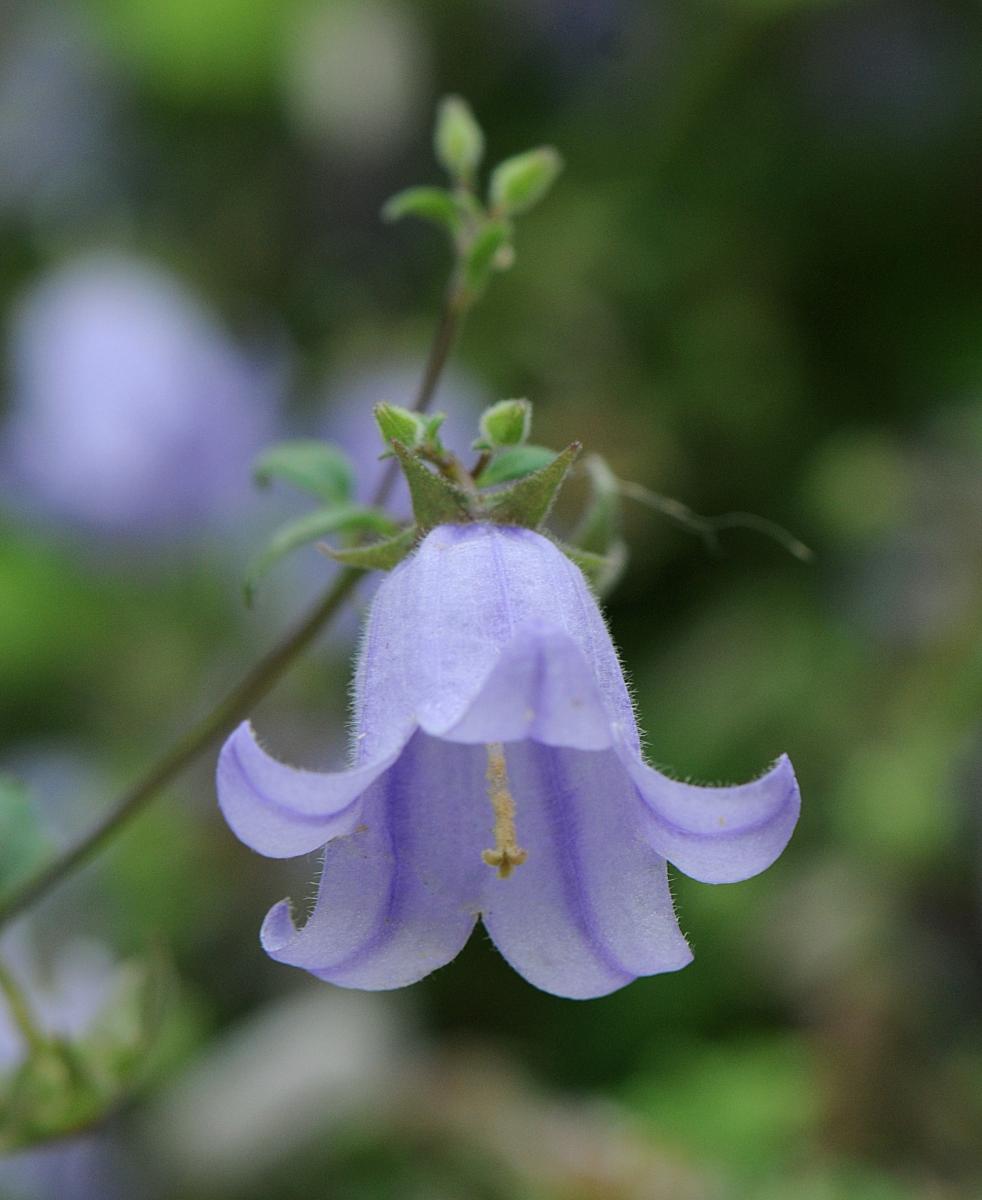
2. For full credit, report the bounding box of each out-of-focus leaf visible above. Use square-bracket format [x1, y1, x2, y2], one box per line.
[381, 186, 462, 232]
[557, 540, 628, 596]
[571, 453, 624, 557]
[434, 95, 484, 183]
[0, 778, 48, 896]
[489, 147, 563, 216]
[463, 221, 511, 295]
[253, 441, 354, 506]
[245, 506, 398, 601]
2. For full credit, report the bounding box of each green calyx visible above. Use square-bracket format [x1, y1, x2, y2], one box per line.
[329, 439, 583, 573]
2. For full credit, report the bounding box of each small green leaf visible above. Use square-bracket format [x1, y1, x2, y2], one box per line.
[0, 778, 47, 895]
[326, 525, 419, 571]
[245, 506, 398, 602]
[486, 441, 581, 529]
[434, 95, 484, 183]
[253, 441, 354, 506]
[391, 442, 473, 531]
[489, 146, 563, 216]
[422, 412, 447, 444]
[476, 445, 557, 487]
[476, 399, 531, 449]
[381, 186, 461, 232]
[463, 221, 511, 295]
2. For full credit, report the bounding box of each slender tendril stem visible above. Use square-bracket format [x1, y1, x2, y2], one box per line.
[0, 280, 469, 931]
[618, 480, 813, 563]
[0, 958, 47, 1054]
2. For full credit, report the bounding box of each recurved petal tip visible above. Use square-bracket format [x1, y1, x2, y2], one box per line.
[625, 750, 801, 885]
[216, 721, 397, 859]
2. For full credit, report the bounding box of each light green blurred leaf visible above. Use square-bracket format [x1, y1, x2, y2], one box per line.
[462, 221, 512, 295]
[381, 186, 462, 232]
[245, 505, 398, 601]
[489, 147, 563, 216]
[93, 0, 283, 101]
[253, 441, 355, 506]
[434, 95, 484, 183]
[0, 778, 47, 896]
[627, 1035, 818, 1174]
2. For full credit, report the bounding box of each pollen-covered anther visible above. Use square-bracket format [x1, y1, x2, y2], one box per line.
[482, 742, 528, 878]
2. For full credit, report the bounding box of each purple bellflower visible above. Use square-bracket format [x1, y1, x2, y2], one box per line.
[218, 521, 799, 999]
[2, 254, 277, 540]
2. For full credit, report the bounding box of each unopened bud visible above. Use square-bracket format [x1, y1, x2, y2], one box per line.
[489, 147, 563, 216]
[478, 399, 532, 449]
[374, 403, 425, 450]
[434, 96, 484, 184]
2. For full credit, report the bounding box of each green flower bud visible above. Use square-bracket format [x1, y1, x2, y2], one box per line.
[374, 403, 425, 450]
[477, 399, 532, 449]
[489, 147, 563, 216]
[434, 95, 484, 184]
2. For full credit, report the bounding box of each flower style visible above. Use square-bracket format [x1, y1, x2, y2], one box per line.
[217, 522, 800, 999]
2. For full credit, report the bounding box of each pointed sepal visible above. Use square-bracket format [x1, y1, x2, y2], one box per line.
[324, 525, 418, 571]
[485, 441, 581, 529]
[391, 441, 473, 531]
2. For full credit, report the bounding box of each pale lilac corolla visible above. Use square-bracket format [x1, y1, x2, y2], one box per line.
[217, 523, 799, 999]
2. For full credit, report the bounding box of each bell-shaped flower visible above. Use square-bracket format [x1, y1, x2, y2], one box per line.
[217, 522, 799, 999]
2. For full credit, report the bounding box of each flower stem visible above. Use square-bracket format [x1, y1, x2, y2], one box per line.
[0, 280, 469, 931]
[0, 957, 47, 1055]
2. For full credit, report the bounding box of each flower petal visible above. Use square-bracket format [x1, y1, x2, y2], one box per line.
[216, 721, 403, 859]
[481, 742, 692, 1000]
[262, 733, 487, 990]
[353, 524, 639, 750]
[623, 751, 800, 884]
[427, 624, 615, 750]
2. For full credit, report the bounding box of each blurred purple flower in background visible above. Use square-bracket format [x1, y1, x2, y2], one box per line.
[0, 934, 118, 1071]
[1, 254, 279, 543]
[218, 523, 800, 1000]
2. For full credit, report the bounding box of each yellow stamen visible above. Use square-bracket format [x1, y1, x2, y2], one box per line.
[482, 742, 528, 879]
